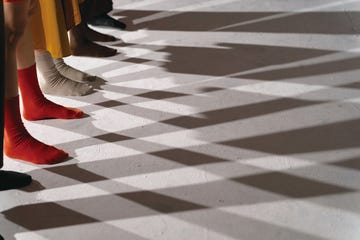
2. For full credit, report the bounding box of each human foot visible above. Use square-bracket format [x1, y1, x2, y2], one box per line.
[4, 96, 69, 164]
[71, 39, 117, 58]
[18, 63, 85, 120]
[36, 52, 92, 96]
[84, 25, 117, 42]
[54, 58, 95, 83]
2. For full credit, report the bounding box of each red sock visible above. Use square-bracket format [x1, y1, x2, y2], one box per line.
[4, 96, 69, 164]
[18, 64, 83, 121]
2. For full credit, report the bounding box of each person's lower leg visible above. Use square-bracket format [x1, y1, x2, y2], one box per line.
[83, 23, 117, 42]
[70, 22, 117, 57]
[4, 1, 68, 164]
[53, 57, 95, 83]
[35, 50, 92, 96]
[16, 26, 85, 120]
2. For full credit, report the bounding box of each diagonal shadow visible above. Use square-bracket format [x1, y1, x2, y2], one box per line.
[120, 43, 335, 78]
[26, 145, 230, 190]
[329, 156, 360, 171]
[113, 10, 360, 34]
[112, 10, 271, 32]
[339, 81, 360, 90]
[233, 171, 353, 198]
[136, 90, 189, 100]
[122, 175, 353, 206]
[46, 164, 108, 183]
[95, 100, 126, 108]
[161, 98, 324, 129]
[44, 89, 324, 143]
[24, 138, 355, 201]
[220, 118, 360, 154]
[238, 55, 360, 81]
[3, 4, 360, 240]
[150, 148, 228, 166]
[220, 12, 360, 34]
[9, 114, 358, 237]
[0, 203, 150, 240]
[115, 98, 325, 138]
[2, 175, 350, 239]
[2, 202, 98, 230]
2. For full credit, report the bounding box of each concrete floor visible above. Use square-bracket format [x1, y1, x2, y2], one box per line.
[2, 0, 360, 239]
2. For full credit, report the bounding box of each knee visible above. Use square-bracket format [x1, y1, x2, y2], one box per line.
[5, 24, 26, 47]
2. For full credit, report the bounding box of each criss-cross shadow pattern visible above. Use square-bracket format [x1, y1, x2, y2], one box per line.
[1, 0, 360, 239]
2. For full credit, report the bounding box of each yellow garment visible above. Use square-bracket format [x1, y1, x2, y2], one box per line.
[31, 0, 81, 58]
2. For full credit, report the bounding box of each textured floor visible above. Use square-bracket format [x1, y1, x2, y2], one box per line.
[2, 0, 360, 239]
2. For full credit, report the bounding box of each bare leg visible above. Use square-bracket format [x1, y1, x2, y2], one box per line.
[78, 0, 120, 42]
[15, 14, 35, 69]
[15, 27, 86, 117]
[53, 57, 95, 83]
[83, 23, 117, 42]
[70, 21, 117, 57]
[3, 0, 69, 165]
[4, 1, 29, 98]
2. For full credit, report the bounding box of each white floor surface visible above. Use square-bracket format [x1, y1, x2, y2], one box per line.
[1, 0, 360, 239]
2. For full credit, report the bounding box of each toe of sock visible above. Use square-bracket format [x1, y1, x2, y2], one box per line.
[52, 150, 69, 164]
[43, 148, 69, 165]
[67, 107, 84, 118]
[85, 75, 97, 82]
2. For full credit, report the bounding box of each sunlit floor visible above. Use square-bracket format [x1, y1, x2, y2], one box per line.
[2, 0, 360, 239]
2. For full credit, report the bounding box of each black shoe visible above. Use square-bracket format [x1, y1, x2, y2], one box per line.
[89, 14, 127, 30]
[0, 170, 32, 191]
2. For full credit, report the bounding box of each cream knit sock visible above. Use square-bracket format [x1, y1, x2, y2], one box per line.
[54, 58, 95, 83]
[35, 51, 92, 96]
